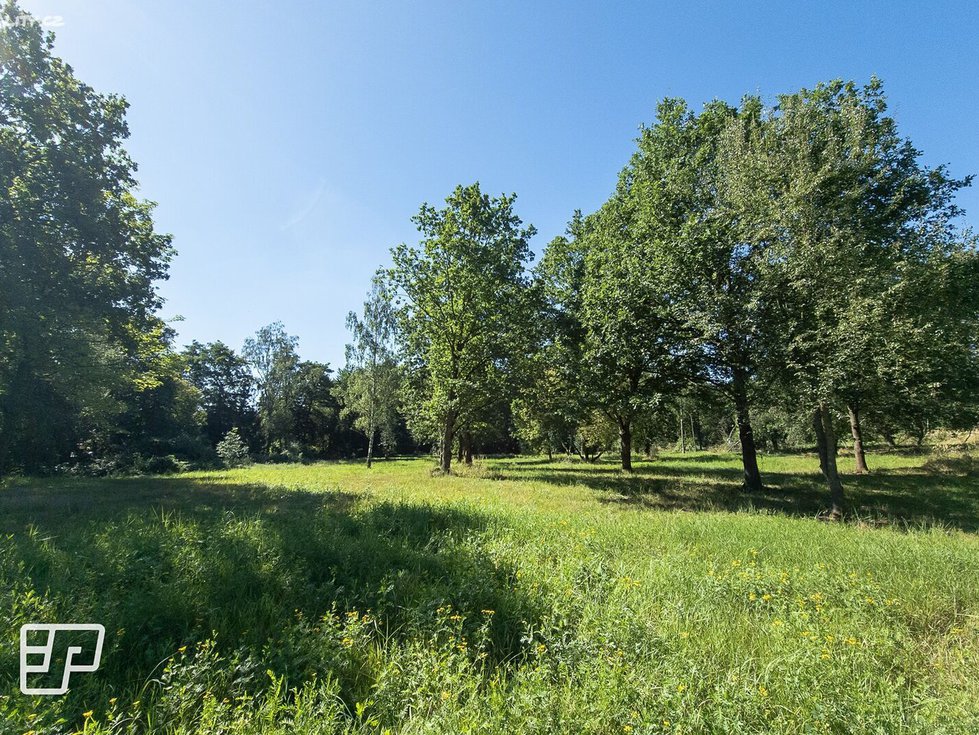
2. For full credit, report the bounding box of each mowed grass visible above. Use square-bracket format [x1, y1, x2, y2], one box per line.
[1, 451, 978, 734]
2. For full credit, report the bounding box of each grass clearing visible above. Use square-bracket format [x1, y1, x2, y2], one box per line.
[1, 451, 978, 733]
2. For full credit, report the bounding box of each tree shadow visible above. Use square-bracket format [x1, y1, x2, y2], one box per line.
[493, 461, 979, 532]
[0, 476, 543, 712]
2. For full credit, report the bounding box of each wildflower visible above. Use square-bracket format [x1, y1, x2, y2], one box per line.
[677, 683, 687, 693]
[178, 645, 187, 653]
[623, 726, 634, 733]
[762, 594, 772, 602]
[758, 686, 769, 698]
[663, 719, 671, 728]
[83, 711, 94, 719]
[481, 609, 495, 615]
[679, 631, 689, 639]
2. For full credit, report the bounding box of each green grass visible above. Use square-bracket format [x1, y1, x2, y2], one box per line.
[1, 451, 978, 733]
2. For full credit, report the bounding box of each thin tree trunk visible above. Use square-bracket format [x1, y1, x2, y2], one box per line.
[848, 404, 869, 474]
[678, 411, 685, 453]
[619, 419, 633, 472]
[733, 372, 763, 492]
[366, 427, 375, 469]
[814, 403, 845, 520]
[463, 432, 473, 465]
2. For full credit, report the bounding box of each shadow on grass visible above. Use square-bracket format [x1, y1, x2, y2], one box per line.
[0, 476, 542, 711]
[495, 460, 979, 533]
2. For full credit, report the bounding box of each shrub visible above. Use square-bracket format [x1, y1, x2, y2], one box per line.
[216, 428, 251, 468]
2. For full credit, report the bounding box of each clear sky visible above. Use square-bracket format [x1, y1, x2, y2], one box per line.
[20, 0, 979, 369]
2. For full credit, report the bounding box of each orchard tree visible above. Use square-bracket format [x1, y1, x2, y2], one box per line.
[387, 183, 536, 473]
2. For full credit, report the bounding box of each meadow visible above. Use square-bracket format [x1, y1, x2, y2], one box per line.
[1, 450, 978, 734]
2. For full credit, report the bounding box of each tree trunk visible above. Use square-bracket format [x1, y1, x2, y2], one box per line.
[463, 432, 473, 465]
[882, 428, 897, 449]
[439, 412, 456, 474]
[814, 403, 845, 520]
[848, 404, 869, 474]
[366, 428, 375, 469]
[732, 372, 763, 492]
[678, 411, 685, 453]
[619, 420, 633, 472]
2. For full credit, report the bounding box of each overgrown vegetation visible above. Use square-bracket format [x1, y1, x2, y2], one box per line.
[1, 454, 977, 733]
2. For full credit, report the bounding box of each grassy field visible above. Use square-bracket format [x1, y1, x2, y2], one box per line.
[1, 450, 978, 733]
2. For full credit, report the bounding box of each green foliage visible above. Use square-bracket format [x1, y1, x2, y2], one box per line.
[387, 183, 537, 471]
[337, 274, 401, 465]
[183, 341, 256, 447]
[216, 428, 251, 468]
[0, 4, 174, 472]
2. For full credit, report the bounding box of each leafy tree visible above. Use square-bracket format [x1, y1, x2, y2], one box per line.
[337, 274, 400, 467]
[242, 322, 301, 452]
[0, 2, 173, 472]
[216, 427, 250, 468]
[291, 360, 339, 456]
[182, 341, 256, 447]
[577, 185, 699, 471]
[626, 97, 774, 488]
[387, 183, 536, 473]
[756, 79, 972, 516]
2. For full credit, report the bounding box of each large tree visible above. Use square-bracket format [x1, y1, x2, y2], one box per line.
[182, 341, 256, 447]
[242, 322, 301, 453]
[0, 3, 173, 471]
[756, 79, 971, 517]
[388, 183, 536, 473]
[628, 97, 774, 489]
[576, 192, 697, 471]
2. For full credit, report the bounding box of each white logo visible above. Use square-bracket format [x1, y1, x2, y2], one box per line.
[20, 623, 105, 696]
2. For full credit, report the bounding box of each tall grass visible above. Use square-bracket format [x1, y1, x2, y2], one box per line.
[1, 452, 977, 733]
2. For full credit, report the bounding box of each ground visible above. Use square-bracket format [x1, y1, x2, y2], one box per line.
[1, 450, 977, 733]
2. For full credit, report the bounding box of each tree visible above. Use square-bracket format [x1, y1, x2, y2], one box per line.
[337, 274, 400, 467]
[576, 176, 699, 472]
[182, 341, 255, 447]
[387, 183, 536, 473]
[0, 2, 173, 472]
[627, 97, 773, 489]
[242, 322, 301, 452]
[216, 428, 250, 468]
[756, 79, 971, 517]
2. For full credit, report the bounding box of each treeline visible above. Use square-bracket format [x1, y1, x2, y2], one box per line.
[372, 83, 979, 516]
[2, 7, 978, 516]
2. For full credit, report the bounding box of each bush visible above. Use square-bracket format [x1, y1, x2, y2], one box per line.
[216, 428, 251, 468]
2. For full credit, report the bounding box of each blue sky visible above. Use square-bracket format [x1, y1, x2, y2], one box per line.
[21, 0, 979, 369]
